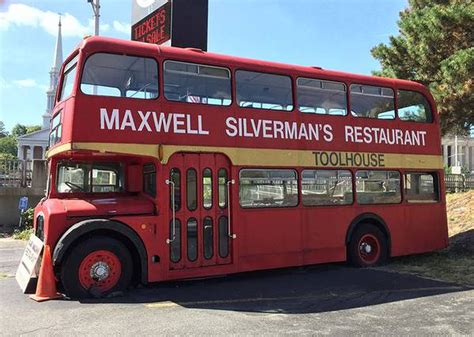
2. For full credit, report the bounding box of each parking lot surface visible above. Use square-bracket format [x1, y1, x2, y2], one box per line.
[0, 239, 473, 336]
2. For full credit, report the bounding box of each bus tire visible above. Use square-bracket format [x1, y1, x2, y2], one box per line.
[60, 236, 133, 299]
[348, 224, 387, 267]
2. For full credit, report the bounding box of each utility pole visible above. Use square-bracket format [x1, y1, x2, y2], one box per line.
[87, 0, 100, 95]
[454, 134, 458, 166]
[88, 0, 100, 36]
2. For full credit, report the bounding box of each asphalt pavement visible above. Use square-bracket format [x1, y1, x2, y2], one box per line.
[0, 238, 473, 336]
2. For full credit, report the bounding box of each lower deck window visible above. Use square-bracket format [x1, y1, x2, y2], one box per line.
[405, 173, 439, 202]
[356, 170, 401, 204]
[239, 169, 298, 208]
[302, 170, 353, 206]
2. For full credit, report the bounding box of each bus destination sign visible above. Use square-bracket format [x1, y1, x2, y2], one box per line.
[131, 1, 171, 45]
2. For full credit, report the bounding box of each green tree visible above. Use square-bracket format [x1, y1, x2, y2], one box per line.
[371, 0, 474, 135]
[0, 136, 17, 157]
[0, 121, 7, 138]
[26, 125, 42, 134]
[11, 124, 28, 137]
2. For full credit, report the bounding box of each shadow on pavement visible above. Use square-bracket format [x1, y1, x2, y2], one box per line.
[80, 263, 470, 313]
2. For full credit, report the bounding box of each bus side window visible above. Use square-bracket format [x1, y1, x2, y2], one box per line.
[301, 170, 353, 205]
[163, 60, 231, 106]
[356, 170, 401, 204]
[350, 84, 395, 119]
[297, 78, 347, 116]
[143, 164, 156, 197]
[404, 173, 439, 203]
[398, 90, 433, 123]
[236, 70, 293, 111]
[239, 169, 298, 208]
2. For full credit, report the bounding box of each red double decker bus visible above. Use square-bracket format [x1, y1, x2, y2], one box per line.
[29, 36, 447, 298]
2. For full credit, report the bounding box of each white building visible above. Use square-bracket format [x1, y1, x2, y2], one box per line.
[442, 135, 474, 173]
[17, 17, 63, 161]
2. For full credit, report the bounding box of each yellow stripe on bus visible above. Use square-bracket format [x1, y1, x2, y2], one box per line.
[49, 142, 443, 170]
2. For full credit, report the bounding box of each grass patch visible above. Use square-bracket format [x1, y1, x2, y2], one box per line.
[13, 228, 33, 241]
[388, 249, 473, 287]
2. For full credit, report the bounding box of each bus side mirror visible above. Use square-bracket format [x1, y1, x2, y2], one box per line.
[128, 165, 141, 193]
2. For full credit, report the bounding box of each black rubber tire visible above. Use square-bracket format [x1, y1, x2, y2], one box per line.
[60, 236, 133, 299]
[348, 224, 388, 267]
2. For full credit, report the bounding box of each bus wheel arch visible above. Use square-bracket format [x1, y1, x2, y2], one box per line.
[346, 213, 391, 267]
[53, 219, 148, 289]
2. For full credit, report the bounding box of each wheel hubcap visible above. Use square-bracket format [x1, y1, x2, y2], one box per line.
[358, 234, 380, 264]
[90, 261, 110, 281]
[78, 250, 122, 292]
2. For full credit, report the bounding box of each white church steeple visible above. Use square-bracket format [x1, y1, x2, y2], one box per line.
[43, 15, 63, 129]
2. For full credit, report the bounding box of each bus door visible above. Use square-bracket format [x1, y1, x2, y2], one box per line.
[166, 153, 233, 270]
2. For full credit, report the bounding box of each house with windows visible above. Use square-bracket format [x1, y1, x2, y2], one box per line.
[442, 134, 474, 173]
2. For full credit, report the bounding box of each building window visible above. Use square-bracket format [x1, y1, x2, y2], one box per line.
[350, 84, 395, 119]
[356, 170, 401, 204]
[302, 170, 353, 206]
[236, 70, 293, 111]
[297, 78, 347, 115]
[239, 169, 298, 208]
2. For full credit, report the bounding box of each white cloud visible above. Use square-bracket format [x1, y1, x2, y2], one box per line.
[113, 21, 131, 35]
[10, 79, 48, 91]
[0, 4, 110, 38]
[13, 79, 37, 87]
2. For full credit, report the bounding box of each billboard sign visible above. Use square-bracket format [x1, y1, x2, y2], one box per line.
[131, 1, 171, 45]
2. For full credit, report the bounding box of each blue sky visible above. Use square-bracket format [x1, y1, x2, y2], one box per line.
[0, 0, 407, 131]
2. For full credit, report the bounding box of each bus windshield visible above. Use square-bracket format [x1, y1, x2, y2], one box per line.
[56, 162, 124, 193]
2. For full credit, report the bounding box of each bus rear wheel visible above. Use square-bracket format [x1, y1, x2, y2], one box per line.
[61, 236, 133, 299]
[348, 224, 387, 267]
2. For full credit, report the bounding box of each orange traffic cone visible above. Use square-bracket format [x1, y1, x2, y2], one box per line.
[30, 245, 62, 302]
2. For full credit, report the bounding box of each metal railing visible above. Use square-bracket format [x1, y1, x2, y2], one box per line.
[445, 174, 474, 192]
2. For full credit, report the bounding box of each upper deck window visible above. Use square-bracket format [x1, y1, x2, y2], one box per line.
[398, 90, 433, 123]
[81, 53, 158, 99]
[350, 84, 395, 119]
[59, 56, 78, 101]
[164, 60, 231, 106]
[236, 70, 293, 111]
[297, 78, 347, 115]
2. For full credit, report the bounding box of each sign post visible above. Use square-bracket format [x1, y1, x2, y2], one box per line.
[18, 196, 28, 230]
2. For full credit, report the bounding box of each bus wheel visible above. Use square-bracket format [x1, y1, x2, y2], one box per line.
[348, 224, 387, 267]
[61, 236, 133, 299]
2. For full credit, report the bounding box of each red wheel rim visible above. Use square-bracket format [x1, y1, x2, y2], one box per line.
[358, 234, 380, 265]
[78, 250, 122, 292]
